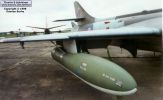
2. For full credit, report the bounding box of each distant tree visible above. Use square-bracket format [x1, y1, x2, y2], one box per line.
[31, 32, 37, 35]
[10, 31, 14, 34]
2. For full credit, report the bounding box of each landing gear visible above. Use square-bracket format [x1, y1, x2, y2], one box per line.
[50, 41, 56, 45]
[120, 40, 137, 58]
[107, 46, 112, 60]
[153, 51, 156, 57]
[77, 40, 89, 53]
[131, 49, 137, 58]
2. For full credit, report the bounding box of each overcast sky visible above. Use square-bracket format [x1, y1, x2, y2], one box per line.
[0, 0, 162, 32]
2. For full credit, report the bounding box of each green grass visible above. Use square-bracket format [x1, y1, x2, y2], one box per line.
[0, 34, 17, 38]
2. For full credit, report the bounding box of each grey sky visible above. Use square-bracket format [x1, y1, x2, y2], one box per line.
[0, 0, 162, 32]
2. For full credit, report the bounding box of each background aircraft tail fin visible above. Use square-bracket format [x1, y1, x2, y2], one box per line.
[74, 1, 95, 25]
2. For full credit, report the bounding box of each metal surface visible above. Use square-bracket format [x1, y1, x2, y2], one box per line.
[51, 47, 137, 95]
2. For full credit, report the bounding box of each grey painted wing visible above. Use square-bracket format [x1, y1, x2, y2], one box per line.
[0, 27, 161, 43]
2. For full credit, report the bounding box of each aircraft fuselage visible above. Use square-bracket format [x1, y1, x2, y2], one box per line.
[77, 10, 162, 54]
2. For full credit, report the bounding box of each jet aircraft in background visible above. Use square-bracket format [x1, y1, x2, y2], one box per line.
[0, 1, 162, 96]
[26, 17, 70, 34]
[27, 25, 65, 34]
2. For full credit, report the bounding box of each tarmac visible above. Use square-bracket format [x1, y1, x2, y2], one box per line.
[0, 42, 162, 100]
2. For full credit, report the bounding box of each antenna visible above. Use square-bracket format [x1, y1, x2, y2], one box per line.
[46, 16, 48, 28]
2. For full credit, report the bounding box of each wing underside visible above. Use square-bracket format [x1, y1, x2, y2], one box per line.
[0, 27, 161, 43]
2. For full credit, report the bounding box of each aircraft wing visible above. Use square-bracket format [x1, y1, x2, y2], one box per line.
[53, 18, 85, 22]
[48, 25, 65, 29]
[26, 26, 46, 30]
[0, 27, 161, 43]
[0, 37, 22, 43]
